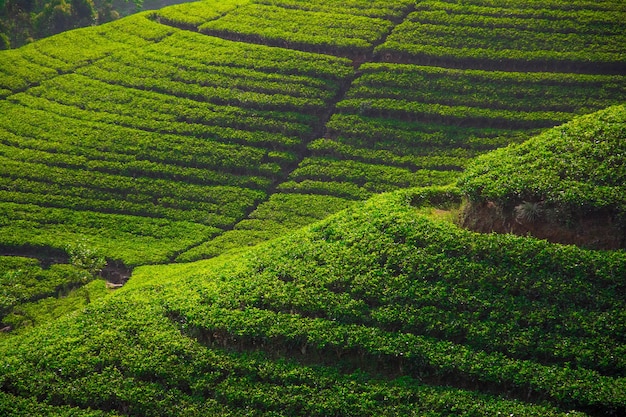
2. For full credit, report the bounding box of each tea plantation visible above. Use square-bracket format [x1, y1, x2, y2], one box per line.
[0, 0, 625, 415]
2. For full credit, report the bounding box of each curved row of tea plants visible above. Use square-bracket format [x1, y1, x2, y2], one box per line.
[254, 0, 414, 20]
[199, 3, 394, 57]
[154, 0, 415, 58]
[351, 63, 626, 115]
[177, 193, 354, 262]
[1, 256, 87, 321]
[376, 0, 626, 72]
[160, 189, 626, 416]
[155, 0, 249, 30]
[0, 14, 176, 97]
[204, 41, 626, 261]
[0, 202, 219, 266]
[284, 61, 625, 222]
[342, 63, 626, 128]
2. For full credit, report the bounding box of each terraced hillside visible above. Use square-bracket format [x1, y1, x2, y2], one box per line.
[0, 0, 625, 415]
[2, 187, 626, 416]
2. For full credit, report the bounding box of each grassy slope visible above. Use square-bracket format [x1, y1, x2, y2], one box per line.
[458, 105, 626, 248]
[2, 188, 625, 416]
[1, 0, 626, 414]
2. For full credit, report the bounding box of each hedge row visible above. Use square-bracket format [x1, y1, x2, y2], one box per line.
[352, 63, 626, 114]
[155, 30, 353, 81]
[154, 0, 249, 30]
[198, 3, 396, 57]
[177, 193, 354, 262]
[0, 14, 176, 96]
[375, 0, 625, 72]
[459, 105, 626, 215]
[0, 202, 219, 266]
[253, 0, 414, 19]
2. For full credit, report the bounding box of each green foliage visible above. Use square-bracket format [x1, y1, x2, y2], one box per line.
[376, 0, 626, 72]
[193, 0, 414, 57]
[2, 189, 624, 415]
[0, 391, 115, 416]
[0, 0, 148, 49]
[458, 105, 626, 218]
[0, 2, 625, 415]
[0, 13, 175, 95]
[2, 279, 110, 332]
[0, 21, 352, 266]
[178, 193, 354, 261]
[0, 256, 100, 326]
[66, 242, 106, 278]
[155, 0, 249, 29]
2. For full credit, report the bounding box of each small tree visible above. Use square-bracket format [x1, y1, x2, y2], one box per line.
[66, 242, 106, 280]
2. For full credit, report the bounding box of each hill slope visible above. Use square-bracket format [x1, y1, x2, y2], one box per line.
[459, 104, 626, 249]
[1, 0, 624, 269]
[1, 188, 625, 416]
[1, 0, 626, 415]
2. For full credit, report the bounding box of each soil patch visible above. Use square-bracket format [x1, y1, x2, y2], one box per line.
[461, 201, 625, 250]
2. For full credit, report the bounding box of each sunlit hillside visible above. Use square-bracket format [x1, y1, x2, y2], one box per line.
[0, 0, 625, 415]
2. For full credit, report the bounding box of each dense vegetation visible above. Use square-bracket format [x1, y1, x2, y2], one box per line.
[1, 0, 625, 415]
[1, 189, 625, 416]
[0, 0, 148, 49]
[460, 105, 626, 216]
[376, 0, 626, 73]
[0, 10, 353, 265]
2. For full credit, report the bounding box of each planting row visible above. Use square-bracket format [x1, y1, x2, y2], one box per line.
[376, 2, 625, 72]
[0, 256, 110, 333]
[325, 114, 529, 151]
[12, 92, 302, 149]
[155, 0, 249, 30]
[155, 30, 353, 81]
[0, 103, 287, 180]
[21, 75, 314, 143]
[177, 193, 354, 262]
[429, 0, 626, 12]
[0, 14, 176, 97]
[0, 202, 218, 266]
[286, 157, 458, 194]
[352, 63, 626, 115]
[0, 256, 86, 323]
[413, 2, 625, 35]
[170, 189, 626, 413]
[153, 0, 416, 58]
[308, 139, 474, 172]
[81, 49, 339, 101]
[0, 291, 583, 417]
[459, 105, 626, 217]
[254, 0, 415, 19]
[343, 63, 626, 127]
[75, 59, 333, 117]
[198, 3, 397, 57]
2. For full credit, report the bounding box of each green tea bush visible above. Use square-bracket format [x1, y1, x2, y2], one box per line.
[459, 105, 626, 217]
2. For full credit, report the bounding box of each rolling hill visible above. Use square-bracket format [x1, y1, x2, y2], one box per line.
[1, 0, 625, 415]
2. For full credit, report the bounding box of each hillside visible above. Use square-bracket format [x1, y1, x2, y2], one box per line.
[459, 104, 626, 249]
[2, 188, 626, 416]
[1, 0, 626, 415]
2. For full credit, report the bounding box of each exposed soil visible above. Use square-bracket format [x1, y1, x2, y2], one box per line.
[461, 201, 625, 250]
